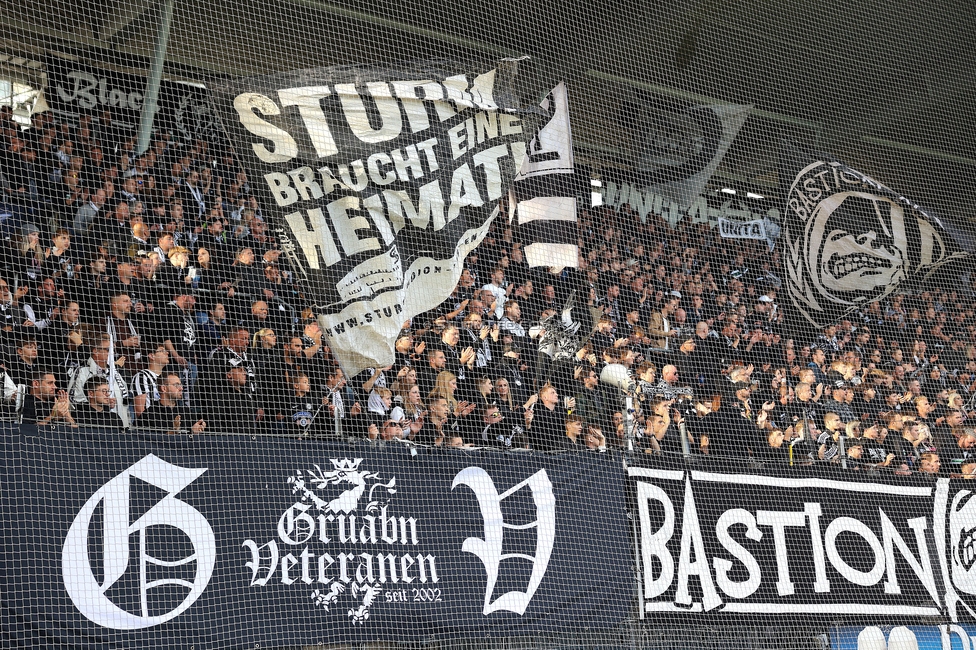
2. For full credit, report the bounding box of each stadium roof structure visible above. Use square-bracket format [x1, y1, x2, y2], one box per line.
[3, 0, 975, 219]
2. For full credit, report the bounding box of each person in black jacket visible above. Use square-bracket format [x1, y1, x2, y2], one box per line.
[229, 247, 267, 299]
[524, 385, 574, 452]
[135, 372, 205, 434]
[205, 365, 260, 434]
[413, 396, 459, 446]
[74, 380, 124, 430]
[478, 404, 523, 448]
[19, 370, 76, 427]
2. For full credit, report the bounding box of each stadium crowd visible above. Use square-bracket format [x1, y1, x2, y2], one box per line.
[3, 106, 976, 478]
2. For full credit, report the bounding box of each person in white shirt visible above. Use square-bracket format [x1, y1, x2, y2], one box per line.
[482, 268, 508, 320]
[68, 333, 129, 428]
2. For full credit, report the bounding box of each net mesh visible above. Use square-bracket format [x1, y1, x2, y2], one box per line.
[2, 1, 976, 649]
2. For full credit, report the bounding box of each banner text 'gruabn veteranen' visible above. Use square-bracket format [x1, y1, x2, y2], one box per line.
[211, 61, 543, 375]
[1, 430, 631, 649]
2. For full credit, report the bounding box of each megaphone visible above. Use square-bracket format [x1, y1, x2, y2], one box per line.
[600, 363, 635, 393]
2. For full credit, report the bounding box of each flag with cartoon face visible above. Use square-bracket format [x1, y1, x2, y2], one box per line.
[780, 142, 970, 329]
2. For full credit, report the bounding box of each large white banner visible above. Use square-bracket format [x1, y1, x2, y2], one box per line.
[213, 62, 545, 375]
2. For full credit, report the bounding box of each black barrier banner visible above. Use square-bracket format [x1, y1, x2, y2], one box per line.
[44, 55, 221, 143]
[1, 429, 630, 648]
[628, 464, 976, 622]
[209, 62, 541, 376]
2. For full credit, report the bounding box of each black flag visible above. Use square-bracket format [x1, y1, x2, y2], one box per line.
[603, 96, 751, 217]
[780, 142, 970, 329]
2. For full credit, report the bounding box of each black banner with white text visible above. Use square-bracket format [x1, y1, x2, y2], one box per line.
[628, 462, 976, 622]
[14, 428, 976, 649]
[44, 55, 221, 144]
[1, 428, 630, 649]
